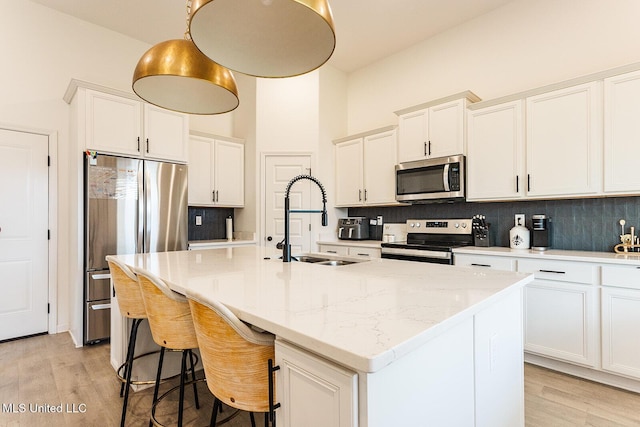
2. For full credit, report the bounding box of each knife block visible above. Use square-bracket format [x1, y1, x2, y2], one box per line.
[473, 224, 492, 247]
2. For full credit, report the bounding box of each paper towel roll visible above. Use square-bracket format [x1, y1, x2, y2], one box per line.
[226, 217, 233, 241]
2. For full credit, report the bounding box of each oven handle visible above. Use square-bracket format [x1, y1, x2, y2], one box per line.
[381, 247, 451, 259]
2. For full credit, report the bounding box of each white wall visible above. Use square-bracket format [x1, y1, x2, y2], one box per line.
[0, 1, 236, 336]
[346, 0, 640, 134]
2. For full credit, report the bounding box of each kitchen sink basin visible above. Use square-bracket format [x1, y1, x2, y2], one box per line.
[293, 254, 366, 266]
[316, 259, 357, 266]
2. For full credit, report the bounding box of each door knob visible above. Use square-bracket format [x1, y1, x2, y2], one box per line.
[267, 236, 273, 241]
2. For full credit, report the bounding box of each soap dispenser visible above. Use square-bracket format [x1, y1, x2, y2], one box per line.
[509, 215, 530, 249]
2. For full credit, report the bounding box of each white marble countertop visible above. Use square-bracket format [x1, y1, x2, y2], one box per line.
[453, 246, 640, 266]
[115, 246, 531, 373]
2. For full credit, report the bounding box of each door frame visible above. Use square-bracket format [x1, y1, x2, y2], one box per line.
[260, 152, 315, 248]
[0, 122, 58, 335]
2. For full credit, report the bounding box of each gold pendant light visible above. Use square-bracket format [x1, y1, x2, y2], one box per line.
[132, 2, 239, 115]
[189, 0, 336, 78]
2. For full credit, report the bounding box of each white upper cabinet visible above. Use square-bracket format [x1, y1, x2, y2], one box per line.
[334, 127, 399, 207]
[603, 70, 640, 194]
[83, 88, 188, 163]
[188, 134, 244, 207]
[396, 93, 479, 163]
[525, 82, 601, 197]
[467, 100, 525, 201]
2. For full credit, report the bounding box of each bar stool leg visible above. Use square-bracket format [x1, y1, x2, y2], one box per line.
[210, 398, 221, 426]
[121, 318, 142, 427]
[149, 346, 166, 427]
[188, 349, 200, 409]
[178, 350, 190, 427]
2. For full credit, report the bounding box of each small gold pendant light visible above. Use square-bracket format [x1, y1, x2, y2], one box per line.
[189, 0, 336, 78]
[132, 1, 239, 115]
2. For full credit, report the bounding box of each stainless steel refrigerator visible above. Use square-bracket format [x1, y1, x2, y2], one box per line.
[83, 153, 188, 344]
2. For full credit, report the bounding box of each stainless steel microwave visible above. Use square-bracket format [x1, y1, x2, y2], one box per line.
[395, 154, 465, 203]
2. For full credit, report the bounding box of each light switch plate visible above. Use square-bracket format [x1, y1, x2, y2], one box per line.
[195, 215, 202, 226]
[515, 214, 525, 226]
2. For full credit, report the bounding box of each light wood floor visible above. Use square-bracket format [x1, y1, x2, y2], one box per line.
[2, 333, 640, 426]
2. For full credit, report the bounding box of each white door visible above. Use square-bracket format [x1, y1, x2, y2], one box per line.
[264, 155, 312, 255]
[0, 128, 48, 341]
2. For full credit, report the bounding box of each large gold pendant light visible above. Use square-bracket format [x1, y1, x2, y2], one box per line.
[189, 0, 336, 78]
[132, 2, 239, 115]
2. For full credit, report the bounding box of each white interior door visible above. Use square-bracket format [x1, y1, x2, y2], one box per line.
[0, 128, 48, 341]
[264, 155, 312, 255]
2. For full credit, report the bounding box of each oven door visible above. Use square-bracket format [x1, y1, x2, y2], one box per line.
[381, 246, 453, 264]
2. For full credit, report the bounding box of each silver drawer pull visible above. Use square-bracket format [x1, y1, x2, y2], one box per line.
[539, 269, 566, 274]
[471, 263, 491, 268]
[356, 253, 370, 257]
[91, 303, 111, 311]
[91, 273, 111, 280]
[327, 250, 337, 254]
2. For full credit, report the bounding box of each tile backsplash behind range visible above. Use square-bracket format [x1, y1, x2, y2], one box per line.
[349, 196, 640, 252]
[188, 207, 234, 241]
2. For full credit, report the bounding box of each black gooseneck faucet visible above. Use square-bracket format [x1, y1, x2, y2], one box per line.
[280, 174, 328, 262]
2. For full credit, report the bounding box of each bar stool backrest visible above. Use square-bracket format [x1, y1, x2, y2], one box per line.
[187, 293, 275, 413]
[106, 256, 146, 319]
[134, 268, 199, 351]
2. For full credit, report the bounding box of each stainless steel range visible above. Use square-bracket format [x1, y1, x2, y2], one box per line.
[381, 219, 474, 264]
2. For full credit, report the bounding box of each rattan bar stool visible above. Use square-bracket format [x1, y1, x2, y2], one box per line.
[134, 267, 201, 427]
[186, 290, 280, 427]
[107, 256, 158, 427]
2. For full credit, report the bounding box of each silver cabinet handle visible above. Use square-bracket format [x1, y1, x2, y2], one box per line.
[91, 273, 111, 280]
[356, 253, 370, 257]
[471, 263, 491, 268]
[327, 250, 337, 254]
[91, 303, 111, 311]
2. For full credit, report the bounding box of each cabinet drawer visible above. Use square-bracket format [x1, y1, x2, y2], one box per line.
[347, 246, 381, 258]
[454, 254, 516, 271]
[517, 258, 597, 284]
[319, 245, 349, 256]
[602, 265, 640, 289]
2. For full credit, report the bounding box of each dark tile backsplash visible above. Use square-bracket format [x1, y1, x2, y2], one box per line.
[348, 196, 640, 252]
[188, 207, 234, 241]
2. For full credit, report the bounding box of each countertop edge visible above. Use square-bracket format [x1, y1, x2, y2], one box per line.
[453, 246, 640, 265]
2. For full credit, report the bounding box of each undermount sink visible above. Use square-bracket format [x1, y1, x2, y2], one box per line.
[294, 255, 365, 266]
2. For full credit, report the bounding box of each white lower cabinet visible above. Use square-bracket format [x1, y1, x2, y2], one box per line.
[523, 279, 597, 367]
[518, 259, 598, 367]
[275, 339, 357, 427]
[601, 265, 640, 379]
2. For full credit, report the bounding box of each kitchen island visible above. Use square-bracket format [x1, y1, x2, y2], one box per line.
[114, 246, 532, 427]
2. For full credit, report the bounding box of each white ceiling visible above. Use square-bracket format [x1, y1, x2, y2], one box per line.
[29, 0, 514, 73]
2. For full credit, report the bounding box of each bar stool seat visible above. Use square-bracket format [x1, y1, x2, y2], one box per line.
[186, 289, 279, 427]
[134, 267, 202, 427]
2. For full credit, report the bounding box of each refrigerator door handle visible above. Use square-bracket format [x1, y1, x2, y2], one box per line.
[91, 303, 111, 311]
[91, 273, 111, 280]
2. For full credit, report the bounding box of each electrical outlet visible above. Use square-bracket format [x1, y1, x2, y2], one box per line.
[515, 214, 525, 226]
[195, 215, 202, 226]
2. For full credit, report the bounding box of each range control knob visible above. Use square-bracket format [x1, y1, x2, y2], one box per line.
[454, 223, 460, 228]
[461, 223, 467, 228]
[415, 223, 421, 228]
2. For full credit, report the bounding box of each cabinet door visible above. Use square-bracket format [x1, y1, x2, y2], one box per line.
[467, 101, 525, 201]
[397, 109, 428, 163]
[363, 129, 397, 205]
[85, 89, 142, 156]
[526, 82, 601, 197]
[213, 140, 244, 207]
[276, 340, 357, 427]
[335, 139, 364, 207]
[143, 104, 189, 162]
[601, 286, 640, 379]
[604, 70, 640, 193]
[523, 280, 597, 367]
[188, 135, 214, 206]
[428, 99, 465, 158]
